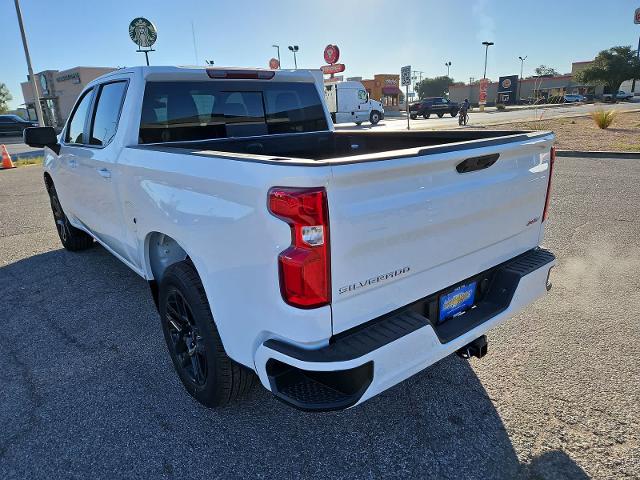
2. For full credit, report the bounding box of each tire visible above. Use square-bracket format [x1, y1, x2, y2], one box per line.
[159, 261, 254, 407]
[355, 122, 362, 126]
[450, 110, 458, 117]
[45, 180, 94, 251]
[423, 113, 430, 119]
[370, 111, 381, 125]
[410, 114, 417, 120]
[437, 112, 444, 118]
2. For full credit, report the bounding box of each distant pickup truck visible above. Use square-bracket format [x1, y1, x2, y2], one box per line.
[25, 66, 556, 411]
[409, 97, 460, 119]
[603, 90, 634, 102]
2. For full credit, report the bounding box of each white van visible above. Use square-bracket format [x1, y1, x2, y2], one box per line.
[324, 81, 384, 125]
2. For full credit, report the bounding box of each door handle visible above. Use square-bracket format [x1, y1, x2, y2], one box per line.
[456, 153, 500, 173]
[98, 168, 111, 179]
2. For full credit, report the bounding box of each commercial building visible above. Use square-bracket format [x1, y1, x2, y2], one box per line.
[361, 74, 402, 110]
[448, 61, 609, 106]
[21, 66, 116, 127]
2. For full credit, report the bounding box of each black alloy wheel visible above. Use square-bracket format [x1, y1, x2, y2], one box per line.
[159, 261, 254, 407]
[165, 288, 208, 387]
[46, 180, 94, 251]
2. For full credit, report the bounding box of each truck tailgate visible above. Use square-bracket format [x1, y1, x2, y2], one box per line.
[327, 134, 554, 334]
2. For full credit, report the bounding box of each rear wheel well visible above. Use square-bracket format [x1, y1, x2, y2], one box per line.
[146, 232, 189, 307]
[43, 172, 53, 191]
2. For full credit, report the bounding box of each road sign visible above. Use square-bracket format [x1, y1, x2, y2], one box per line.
[269, 58, 280, 69]
[401, 66, 411, 130]
[129, 17, 157, 48]
[324, 44, 340, 64]
[401, 65, 411, 86]
[321, 63, 345, 75]
[635, 7, 640, 24]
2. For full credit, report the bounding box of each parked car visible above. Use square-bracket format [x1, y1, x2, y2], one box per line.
[563, 94, 585, 103]
[0, 114, 38, 136]
[603, 90, 634, 102]
[25, 66, 556, 412]
[324, 80, 384, 126]
[409, 97, 459, 119]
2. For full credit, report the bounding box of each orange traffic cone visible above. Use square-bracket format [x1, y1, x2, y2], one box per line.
[1, 145, 16, 169]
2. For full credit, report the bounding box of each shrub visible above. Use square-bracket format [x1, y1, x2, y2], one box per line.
[495, 103, 506, 110]
[590, 109, 617, 129]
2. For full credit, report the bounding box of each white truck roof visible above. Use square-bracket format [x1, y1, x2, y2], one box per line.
[89, 66, 320, 86]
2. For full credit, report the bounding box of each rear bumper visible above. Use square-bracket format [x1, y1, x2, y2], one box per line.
[254, 248, 556, 411]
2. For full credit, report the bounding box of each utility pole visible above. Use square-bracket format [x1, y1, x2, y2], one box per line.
[191, 21, 199, 65]
[632, 36, 640, 94]
[518, 56, 527, 104]
[272, 45, 281, 68]
[411, 70, 424, 98]
[14, 0, 44, 126]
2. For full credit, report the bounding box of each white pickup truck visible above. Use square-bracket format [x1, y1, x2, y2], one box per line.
[25, 66, 556, 411]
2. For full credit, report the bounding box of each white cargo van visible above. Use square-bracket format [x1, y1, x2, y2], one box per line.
[324, 81, 384, 126]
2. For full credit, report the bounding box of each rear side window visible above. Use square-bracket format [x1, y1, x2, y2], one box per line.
[65, 89, 94, 144]
[89, 81, 127, 146]
[139, 80, 327, 144]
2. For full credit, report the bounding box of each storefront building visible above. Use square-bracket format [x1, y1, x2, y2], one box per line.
[448, 62, 606, 106]
[21, 66, 116, 127]
[361, 74, 402, 110]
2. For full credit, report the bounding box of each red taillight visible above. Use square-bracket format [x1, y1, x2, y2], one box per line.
[542, 146, 555, 222]
[268, 187, 330, 308]
[206, 69, 275, 80]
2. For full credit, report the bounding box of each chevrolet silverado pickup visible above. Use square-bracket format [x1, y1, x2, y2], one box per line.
[25, 66, 556, 411]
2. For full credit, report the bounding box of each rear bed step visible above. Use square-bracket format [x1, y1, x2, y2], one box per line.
[266, 359, 373, 412]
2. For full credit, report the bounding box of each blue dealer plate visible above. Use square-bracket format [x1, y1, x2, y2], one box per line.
[439, 282, 476, 322]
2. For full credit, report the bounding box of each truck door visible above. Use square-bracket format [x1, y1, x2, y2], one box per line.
[74, 80, 132, 262]
[355, 89, 370, 122]
[56, 87, 96, 222]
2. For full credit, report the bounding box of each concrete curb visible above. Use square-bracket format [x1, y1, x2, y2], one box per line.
[556, 150, 640, 159]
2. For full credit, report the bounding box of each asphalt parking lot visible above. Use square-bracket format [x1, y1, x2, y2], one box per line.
[1, 159, 639, 479]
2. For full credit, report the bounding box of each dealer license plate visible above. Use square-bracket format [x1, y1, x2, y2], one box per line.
[439, 282, 476, 322]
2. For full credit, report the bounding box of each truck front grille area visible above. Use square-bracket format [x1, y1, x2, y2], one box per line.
[264, 248, 555, 411]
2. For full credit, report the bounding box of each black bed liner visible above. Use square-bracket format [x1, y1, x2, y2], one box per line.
[129, 129, 552, 166]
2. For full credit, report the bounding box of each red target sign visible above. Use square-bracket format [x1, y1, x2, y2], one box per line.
[324, 44, 340, 65]
[269, 58, 280, 69]
[635, 7, 640, 24]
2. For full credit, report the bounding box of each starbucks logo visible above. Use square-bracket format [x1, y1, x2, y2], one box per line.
[502, 78, 512, 89]
[129, 17, 158, 48]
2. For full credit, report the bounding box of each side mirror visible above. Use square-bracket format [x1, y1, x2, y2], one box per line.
[24, 127, 60, 154]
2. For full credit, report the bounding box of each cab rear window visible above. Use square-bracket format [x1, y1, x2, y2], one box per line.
[139, 81, 328, 144]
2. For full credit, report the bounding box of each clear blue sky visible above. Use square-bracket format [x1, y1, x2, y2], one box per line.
[2, 0, 640, 109]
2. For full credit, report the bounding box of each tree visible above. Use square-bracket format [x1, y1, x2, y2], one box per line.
[575, 46, 640, 99]
[534, 65, 559, 77]
[415, 76, 455, 99]
[0, 83, 12, 114]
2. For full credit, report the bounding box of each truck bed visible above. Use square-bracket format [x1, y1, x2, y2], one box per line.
[131, 130, 549, 163]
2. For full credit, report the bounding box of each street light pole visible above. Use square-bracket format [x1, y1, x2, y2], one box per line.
[13, 0, 44, 126]
[445, 61, 452, 77]
[482, 41, 494, 80]
[518, 55, 527, 104]
[288, 45, 299, 69]
[272, 45, 280, 68]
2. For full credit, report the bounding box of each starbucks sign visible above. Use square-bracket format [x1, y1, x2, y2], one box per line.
[129, 17, 157, 48]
